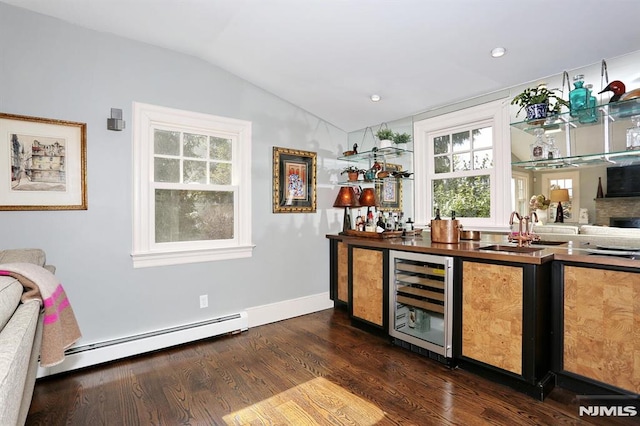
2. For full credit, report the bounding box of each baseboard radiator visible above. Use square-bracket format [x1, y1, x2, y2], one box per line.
[37, 311, 248, 378]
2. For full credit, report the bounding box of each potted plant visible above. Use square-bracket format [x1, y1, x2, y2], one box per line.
[341, 166, 364, 182]
[511, 85, 569, 121]
[376, 128, 395, 148]
[392, 132, 412, 145]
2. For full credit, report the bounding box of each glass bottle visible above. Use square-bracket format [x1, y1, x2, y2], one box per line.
[580, 84, 598, 124]
[626, 115, 640, 150]
[530, 128, 547, 161]
[570, 74, 588, 118]
[545, 134, 559, 159]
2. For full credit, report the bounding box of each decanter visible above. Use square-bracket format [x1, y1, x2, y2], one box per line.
[545, 135, 560, 159]
[626, 115, 640, 150]
[530, 128, 547, 161]
[570, 74, 588, 118]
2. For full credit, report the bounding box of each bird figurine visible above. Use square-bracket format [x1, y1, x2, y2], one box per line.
[598, 80, 640, 103]
[598, 80, 626, 103]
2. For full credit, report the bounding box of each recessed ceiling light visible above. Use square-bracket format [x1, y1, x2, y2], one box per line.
[491, 47, 506, 58]
[370, 94, 381, 102]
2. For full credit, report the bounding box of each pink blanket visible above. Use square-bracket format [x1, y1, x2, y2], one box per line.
[0, 262, 81, 367]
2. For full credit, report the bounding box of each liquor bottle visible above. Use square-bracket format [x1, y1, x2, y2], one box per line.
[397, 212, 405, 231]
[376, 212, 385, 230]
[434, 207, 441, 220]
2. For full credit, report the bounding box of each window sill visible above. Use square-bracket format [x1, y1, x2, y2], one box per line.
[131, 244, 255, 268]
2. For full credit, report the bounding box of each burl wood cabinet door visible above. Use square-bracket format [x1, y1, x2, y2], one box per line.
[461, 261, 523, 375]
[351, 247, 384, 327]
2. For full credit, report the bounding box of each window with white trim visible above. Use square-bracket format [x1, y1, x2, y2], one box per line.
[414, 99, 511, 229]
[132, 102, 253, 268]
[511, 171, 530, 214]
[541, 171, 580, 222]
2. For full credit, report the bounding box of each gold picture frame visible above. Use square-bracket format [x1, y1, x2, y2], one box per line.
[272, 146, 317, 213]
[375, 163, 403, 212]
[1, 112, 87, 210]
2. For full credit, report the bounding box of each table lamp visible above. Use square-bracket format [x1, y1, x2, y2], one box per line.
[333, 187, 361, 232]
[550, 189, 570, 223]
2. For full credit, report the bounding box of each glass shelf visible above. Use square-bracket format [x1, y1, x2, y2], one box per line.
[510, 97, 640, 134]
[338, 177, 414, 186]
[338, 146, 411, 161]
[512, 149, 640, 170]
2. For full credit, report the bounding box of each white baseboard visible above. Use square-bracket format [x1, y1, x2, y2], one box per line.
[246, 291, 333, 328]
[36, 292, 333, 378]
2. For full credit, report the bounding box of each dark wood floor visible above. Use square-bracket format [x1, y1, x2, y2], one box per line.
[26, 308, 633, 425]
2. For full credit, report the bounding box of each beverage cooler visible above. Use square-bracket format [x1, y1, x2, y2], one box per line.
[388, 250, 454, 361]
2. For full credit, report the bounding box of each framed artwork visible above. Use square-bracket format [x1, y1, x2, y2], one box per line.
[272, 146, 317, 213]
[1, 113, 87, 210]
[376, 163, 403, 212]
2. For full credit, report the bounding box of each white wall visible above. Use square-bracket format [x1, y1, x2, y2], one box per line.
[0, 4, 346, 349]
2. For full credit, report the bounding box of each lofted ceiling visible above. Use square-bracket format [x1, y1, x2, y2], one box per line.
[3, 0, 640, 132]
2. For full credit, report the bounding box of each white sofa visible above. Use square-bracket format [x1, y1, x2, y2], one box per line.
[532, 224, 640, 248]
[0, 249, 53, 426]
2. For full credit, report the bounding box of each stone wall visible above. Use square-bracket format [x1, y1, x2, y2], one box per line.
[595, 197, 640, 226]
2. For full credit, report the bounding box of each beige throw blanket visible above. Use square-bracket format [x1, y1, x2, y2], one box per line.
[0, 262, 81, 367]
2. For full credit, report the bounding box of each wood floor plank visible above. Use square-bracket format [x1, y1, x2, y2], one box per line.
[26, 308, 636, 425]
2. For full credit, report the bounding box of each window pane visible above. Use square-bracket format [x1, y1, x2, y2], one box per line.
[433, 175, 491, 218]
[210, 137, 232, 161]
[474, 149, 493, 169]
[434, 156, 450, 174]
[183, 160, 207, 184]
[154, 130, 180, 156]
[183, 133, 208, 159]
[452, 131, 470, 152]
[453, 153, 471, 171]
[210, 162, 232, 185]
[433, 135, 450, 155]
[472, 127, 492, 149]
[155, 189, 234, 242]
[154, 158, 180, 182]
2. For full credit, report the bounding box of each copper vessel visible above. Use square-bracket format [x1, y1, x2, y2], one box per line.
[430, 219, 461, 243]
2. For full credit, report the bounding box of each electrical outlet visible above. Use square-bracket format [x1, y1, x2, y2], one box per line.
[199, 294, 208, 309]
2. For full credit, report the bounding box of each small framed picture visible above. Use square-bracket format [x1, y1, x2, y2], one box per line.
[272, 146, 317, 213]
[1, 113, 87, 210]
[375, 163, 403, 211]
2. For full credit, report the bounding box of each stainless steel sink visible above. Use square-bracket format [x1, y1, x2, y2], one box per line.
[476, 244, 543, 253]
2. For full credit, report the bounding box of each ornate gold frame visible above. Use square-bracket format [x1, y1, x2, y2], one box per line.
[272, 146, 317, 213]
[1, 112, 87, 210]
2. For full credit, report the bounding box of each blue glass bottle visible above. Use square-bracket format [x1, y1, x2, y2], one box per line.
[570, 74, 588, 118]
[580, 84, 598, 124]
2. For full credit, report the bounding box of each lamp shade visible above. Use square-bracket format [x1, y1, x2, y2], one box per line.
[333, 187, 361, 208]
[358, 187, 379, 207]
[550, 188, 570, 202]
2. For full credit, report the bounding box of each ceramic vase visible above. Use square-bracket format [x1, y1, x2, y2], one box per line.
[535, 209, 547, 225]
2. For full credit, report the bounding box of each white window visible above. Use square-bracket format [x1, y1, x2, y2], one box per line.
[511, 171, 530, 214]
[414, 99, 511, 230]
[132, 102, 253, 268]
[541, 171, 580, 222]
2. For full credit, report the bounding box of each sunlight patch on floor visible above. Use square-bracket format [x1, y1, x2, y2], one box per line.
[223, 376, 386, 425]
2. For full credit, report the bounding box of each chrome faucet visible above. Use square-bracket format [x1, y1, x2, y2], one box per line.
[508, 211, 540, 247]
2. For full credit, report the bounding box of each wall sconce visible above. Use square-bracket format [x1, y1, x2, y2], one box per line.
[107, 108, 126, 131]
[550, 188, 570, 223]
[333, 187, 361, 233]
